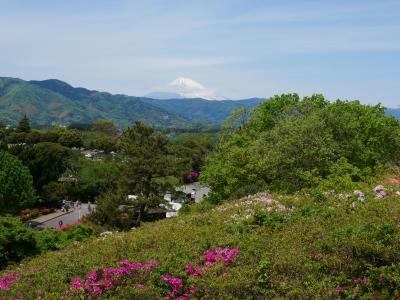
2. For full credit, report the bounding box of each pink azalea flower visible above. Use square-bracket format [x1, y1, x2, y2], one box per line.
[66, 259, 157, 298]
[184, 264, 202, 277]
[0, 273, 18, 290]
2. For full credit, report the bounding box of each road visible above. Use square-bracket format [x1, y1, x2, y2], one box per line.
[31, 184, 209, 229]
[36, 203, 94, 229]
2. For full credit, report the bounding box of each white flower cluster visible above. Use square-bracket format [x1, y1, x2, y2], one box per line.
[214, 192, 293, 224]
[373, 185, 388, 199]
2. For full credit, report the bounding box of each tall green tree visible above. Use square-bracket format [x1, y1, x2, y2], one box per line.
[169, 134, 214, 171]
[91, 120, 118, 137]
[0, 127, 7, 150]
[16, 115, 31, 133]
[0, 151, 36, 213]
[9, 142, 71, 192]
[117, 121, 180, 226]
[70, 159, 121, 201]
[58, 129, 83, 148]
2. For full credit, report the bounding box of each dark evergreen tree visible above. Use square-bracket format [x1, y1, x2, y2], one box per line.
[117, 121, 181, 226]
[16, 115, 31, 133]
[0, 127, 7, 150]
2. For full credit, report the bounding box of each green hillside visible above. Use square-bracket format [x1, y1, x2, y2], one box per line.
[0, 78, 188, 128]
[32, 79, 265, 126]
[2, 181, 400, 299]
[141, 97, 265, 125]
[0, 77, 265, 128]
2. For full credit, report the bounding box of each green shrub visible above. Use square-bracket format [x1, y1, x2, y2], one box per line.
[64, 224, 94, 242]
[0, 217, 38, 268]
[0, 217, 95, 269]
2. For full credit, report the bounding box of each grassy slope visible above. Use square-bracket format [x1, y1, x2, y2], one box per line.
[2, 182, 400, 299]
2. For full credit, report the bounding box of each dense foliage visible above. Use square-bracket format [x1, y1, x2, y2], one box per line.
[0, 217, 37, 268]
[1, 115, 215, 212]
[9, 142, 71, 193]
[0, 216, 94, 269]
[15, 115, 31, 133]
[94, 121, 185, 228]
[0, 151, 36, 213]
[143, 97, 265, 125]
[69, 158, 121, 202]
[202, 94, 400, 202]
[169, 134, 214, 172]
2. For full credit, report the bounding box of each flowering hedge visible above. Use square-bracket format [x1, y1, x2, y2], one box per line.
[62, 247, 239, 299]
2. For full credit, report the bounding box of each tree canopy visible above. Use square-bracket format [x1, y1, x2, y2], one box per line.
[16, 115, 31, 133]
[95, 121, 183, 228]
[9, 142, 71, 192]
[57, 129, 83, 148]
[90, 120, 118, 137]
[201, 94, 400, 202]
[0, 151, 36, 213]
[118, 121, 181, 225]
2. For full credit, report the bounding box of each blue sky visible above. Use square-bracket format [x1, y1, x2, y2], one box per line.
[1, 0, 399, 107]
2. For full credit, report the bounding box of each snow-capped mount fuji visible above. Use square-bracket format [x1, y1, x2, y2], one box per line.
[145, 77, 228, 100]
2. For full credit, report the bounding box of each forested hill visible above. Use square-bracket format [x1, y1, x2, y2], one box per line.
[0, 77, 265, 128]
[141, 97, 264, 124]
[0, 77, 187, 128]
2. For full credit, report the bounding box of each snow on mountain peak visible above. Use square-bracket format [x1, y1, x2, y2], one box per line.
[168, 77, 205, 90]
[145, 77, 227, 100]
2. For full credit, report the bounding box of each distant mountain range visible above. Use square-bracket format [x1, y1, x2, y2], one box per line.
[145, 77, 228, 100]
[387, 108, 400, 119]
[0, 77, 265, 128]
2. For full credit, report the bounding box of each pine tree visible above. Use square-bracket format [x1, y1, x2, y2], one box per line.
[118, 121, 180, 226]
[16, 115, 31, 133]
[0, 126, 7, 150]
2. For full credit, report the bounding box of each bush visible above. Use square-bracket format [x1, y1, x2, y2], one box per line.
[0, 217, 38, 268]
[0, 216, 95, 269]
[64, 224, 94, 242]
[7, 132, 26, 144]
[25, 131, 43, 145]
